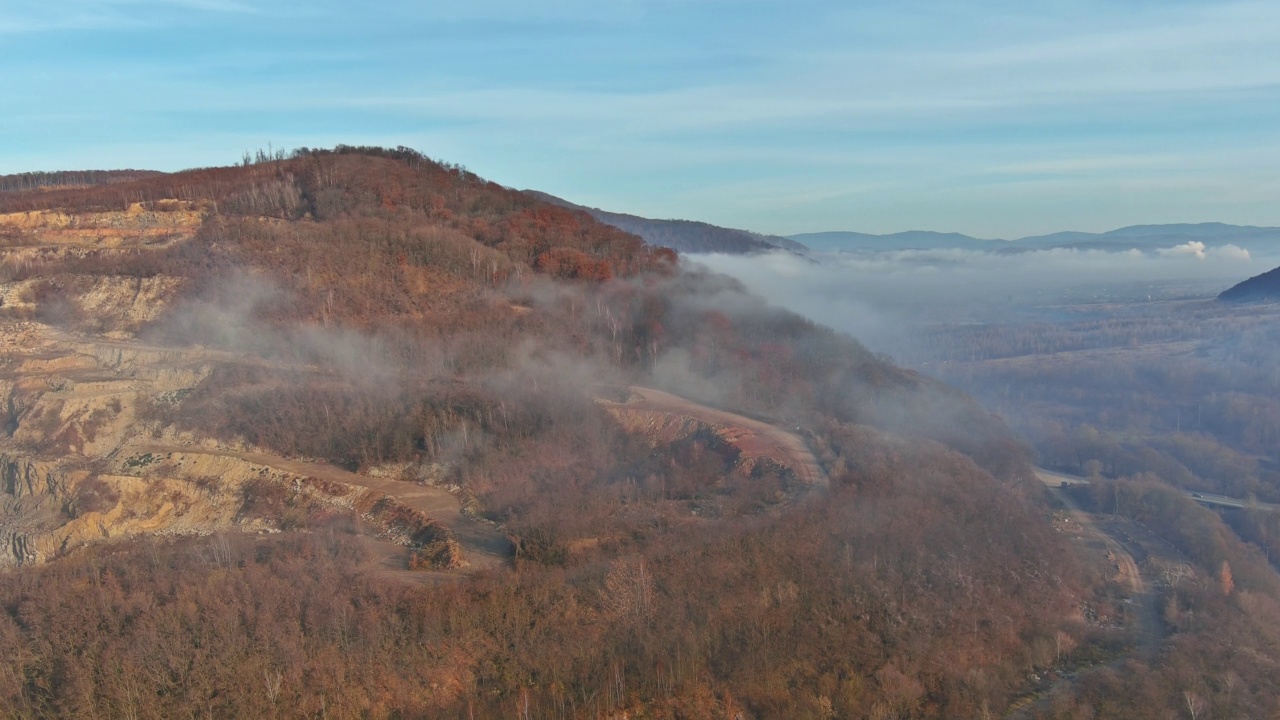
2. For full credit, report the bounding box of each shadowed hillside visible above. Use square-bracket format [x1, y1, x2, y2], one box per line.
[525, 190, 807, 254]
[1219, 264, 1280, 303]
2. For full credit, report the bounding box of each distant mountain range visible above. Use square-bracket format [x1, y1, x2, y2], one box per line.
[523, 191, 808, 254]
[1219, 265, 1280, 303]
[521, 191, 1280, 260]
[787, 230, 987, 253]
[792, 223, 1280, 255]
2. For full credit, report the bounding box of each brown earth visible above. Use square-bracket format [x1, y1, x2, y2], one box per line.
[600, 386, 827, 486]
[0, 312, 509, 573]
[0, 201, 207, 248]
[131, 443, 510, 571]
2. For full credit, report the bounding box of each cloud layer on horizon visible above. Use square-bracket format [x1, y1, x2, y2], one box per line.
[687, 243, 1261, 352]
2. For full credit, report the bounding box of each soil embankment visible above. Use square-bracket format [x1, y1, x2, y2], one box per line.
[602, 386, 826, 486]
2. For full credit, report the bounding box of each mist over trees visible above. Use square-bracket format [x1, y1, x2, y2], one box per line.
[679, 237, 1280, 718]
[5, 146, 1280, 718]
[0, 147, 1117, 718]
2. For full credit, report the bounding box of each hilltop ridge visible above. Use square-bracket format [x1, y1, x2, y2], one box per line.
[787, 221, 1280, 254]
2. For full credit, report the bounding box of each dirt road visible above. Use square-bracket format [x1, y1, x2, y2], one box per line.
[15, 325, 818, 575]
[621, 386, 827, 486]
[131, 384, 822, 574]
[1006, 478, 1166, 718]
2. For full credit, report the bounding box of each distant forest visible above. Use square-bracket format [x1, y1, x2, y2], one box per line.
[0, 170, 162, 194]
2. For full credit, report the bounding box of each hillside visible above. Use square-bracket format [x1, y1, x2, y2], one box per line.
[525, 190, 807, 254]
[1219, 264, 1280, 303]
[0, 147, 1111, 718]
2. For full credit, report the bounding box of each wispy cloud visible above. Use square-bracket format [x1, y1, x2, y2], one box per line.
[108, 0, 262, 11]
[0, 0, 261, 35]
[1, 0, 1279, 237]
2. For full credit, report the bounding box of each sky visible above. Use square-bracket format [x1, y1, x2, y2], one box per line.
[2, 0, 1279, 238]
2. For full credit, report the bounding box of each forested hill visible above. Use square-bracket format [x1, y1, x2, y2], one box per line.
[1219, 264, 1280, 303]
[525, 189, 807, 254]
[0, 145, 1014, 467]
[0, 146, 1083, 718]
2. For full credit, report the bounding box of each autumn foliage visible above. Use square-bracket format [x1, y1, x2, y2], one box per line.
[0, 146, 1177, 718]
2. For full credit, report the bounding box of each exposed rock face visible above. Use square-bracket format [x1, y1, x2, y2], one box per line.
[0, 434, 456, 567]
[0, 451, 246, 566]
[0, 456, 62, 564]
[0, 454, 63, 499]
[0, 201, 207, 244]
[0, 225, 462, 566]
[76, 276, 185, 330]
[0, 201, 276, 564]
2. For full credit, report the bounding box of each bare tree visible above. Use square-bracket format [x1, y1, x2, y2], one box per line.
[602, 557, 655, 622]
[1183, 690, 1206, 720]
[264, 669, 283, 706]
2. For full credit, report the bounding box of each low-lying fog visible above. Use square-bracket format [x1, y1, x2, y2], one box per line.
[687, 243, 1265, 355]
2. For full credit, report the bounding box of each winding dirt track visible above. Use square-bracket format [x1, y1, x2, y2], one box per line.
[621, 386, 827, 486]
[1006, 474, 1166, 719]
[132, 386, 824, 573]
[131, 384, 825, 577]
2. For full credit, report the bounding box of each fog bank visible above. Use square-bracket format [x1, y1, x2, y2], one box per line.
[687, 244, 1261, 352]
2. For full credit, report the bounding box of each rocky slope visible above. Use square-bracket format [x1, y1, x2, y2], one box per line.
[0, 314, 473, 567]
[0, 197, 475, 568]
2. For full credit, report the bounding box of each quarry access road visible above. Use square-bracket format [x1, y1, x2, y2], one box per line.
[622, 386, 827, 486]
[1036, 468, 1280, 513]
[133, 444, 511, 571]
[1006, 480, 1165, 719]
[43, 327, 313, 374]
[1045, 483, 1161, 655]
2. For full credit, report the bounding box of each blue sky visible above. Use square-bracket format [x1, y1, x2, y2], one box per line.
[1, 0, 1278, 237]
